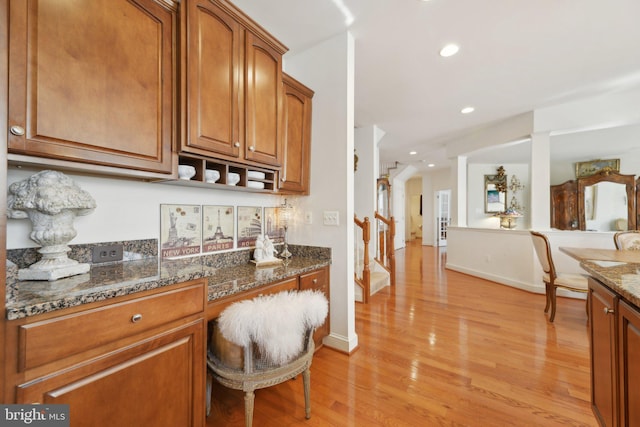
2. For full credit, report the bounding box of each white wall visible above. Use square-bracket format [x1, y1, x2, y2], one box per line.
[467, 163, 530, 229]
[284, 32, 357, 353]
[6, 166, 282, 249]
[446, 227, 614, 298]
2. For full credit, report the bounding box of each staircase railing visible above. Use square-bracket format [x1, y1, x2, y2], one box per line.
[353, 215, 371, 303]
[374, 211, 396, 287]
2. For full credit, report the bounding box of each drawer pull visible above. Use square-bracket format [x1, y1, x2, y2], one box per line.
[312, 279, 318, 284]
[234, 141, 240, 148]
[604, 307, 614, 315]
[131, 314, 143, 323]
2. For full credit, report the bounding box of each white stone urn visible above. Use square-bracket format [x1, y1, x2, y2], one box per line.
[7, 170, 96, 281]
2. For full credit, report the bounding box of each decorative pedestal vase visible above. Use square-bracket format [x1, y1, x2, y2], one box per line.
[18, 209, 91, 281]
[7, 170, 96, 281]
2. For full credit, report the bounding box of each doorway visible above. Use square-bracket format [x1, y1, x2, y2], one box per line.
[435, 190, 451, 246]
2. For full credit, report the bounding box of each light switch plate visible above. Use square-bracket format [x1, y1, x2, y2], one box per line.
[304, 211, 313, 224]
[323, 211, 339, 226]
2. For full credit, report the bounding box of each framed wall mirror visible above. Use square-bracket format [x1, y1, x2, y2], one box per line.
[577, 170, 635, 231]
[484, 167, 507, 213]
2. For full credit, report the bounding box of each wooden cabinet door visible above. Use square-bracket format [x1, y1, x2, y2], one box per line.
[299, 267, 330, 349]
[589, 278, 618, 427]
[184, 0, 242, 159]
[17, 320, 205, 427]
[280, 73, 313, 194]
[244, 31, 283, 167]
[8, 0, 175, 174]
[550, 181, 578, 230]
[618, 300, 640, 427]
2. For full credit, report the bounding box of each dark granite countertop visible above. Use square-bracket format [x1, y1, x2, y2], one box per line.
[5, 245, 331, 321]
[579, 259, 640, 308]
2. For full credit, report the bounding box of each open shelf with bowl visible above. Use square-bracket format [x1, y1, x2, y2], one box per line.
[164, 154, 277, 193]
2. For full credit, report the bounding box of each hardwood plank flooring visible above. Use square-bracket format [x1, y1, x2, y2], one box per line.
[207, 241, 597, 426]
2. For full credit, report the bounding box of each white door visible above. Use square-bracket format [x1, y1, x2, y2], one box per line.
[436, 190, 451, 246]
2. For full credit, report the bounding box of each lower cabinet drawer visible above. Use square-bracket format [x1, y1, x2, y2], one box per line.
[18, 281, 205, 371]
[300, 268, 327, 292]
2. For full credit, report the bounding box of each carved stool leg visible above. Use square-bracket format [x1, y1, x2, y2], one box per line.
[303, 368, 311, 419]
[244, 390, 255, 427]
[206, 372, 212, 417]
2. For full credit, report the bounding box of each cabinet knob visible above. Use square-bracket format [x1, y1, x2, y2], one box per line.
[248, 145, 255, 152]
[10, 125, 25, 136]
[603, 307, 614, 315]
[234, 142, 240, 148]
[281, 177, 286, 182]
[131, 313, 143, 323]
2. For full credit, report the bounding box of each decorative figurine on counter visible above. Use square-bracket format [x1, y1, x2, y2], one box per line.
[251, 234, 282, 267]
[7, 170, 96, 281]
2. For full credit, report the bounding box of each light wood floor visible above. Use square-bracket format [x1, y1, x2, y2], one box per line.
[207, 241, 597, 426]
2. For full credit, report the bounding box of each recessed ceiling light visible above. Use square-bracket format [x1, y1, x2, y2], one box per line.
[427, 163, 435, 168]
[461, 106, 475, 114]
[409, 151, 417, 155]
[439, 44, 459, 57]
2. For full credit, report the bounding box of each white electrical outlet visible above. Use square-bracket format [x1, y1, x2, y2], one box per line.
[323, 211, 339, 226]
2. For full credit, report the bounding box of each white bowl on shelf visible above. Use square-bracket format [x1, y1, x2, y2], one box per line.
[247, 170, 266, 180]
[178, 165, 196, 180]
[227, 173, 240, 186]
[205, 169, 220, 183]
[247, 181, 265, 189]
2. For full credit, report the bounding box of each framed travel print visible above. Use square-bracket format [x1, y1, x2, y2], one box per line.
[160, 204, 201, 258]
[237, 206, 262, 248]
[202, 205, 234, 253]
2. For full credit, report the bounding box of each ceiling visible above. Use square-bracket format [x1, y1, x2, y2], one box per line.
[231, 0, 640, 171]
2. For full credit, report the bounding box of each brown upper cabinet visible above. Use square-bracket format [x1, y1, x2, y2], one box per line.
[280, 73, 314, 194]
[7, 0, 176, 174]
[182, 0, 287, 169]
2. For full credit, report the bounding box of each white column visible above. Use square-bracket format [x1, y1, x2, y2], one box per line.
[450, 155, 468, 227]
[530, 132, 551, 230]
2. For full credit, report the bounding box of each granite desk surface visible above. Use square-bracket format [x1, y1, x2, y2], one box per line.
[5, 254, 330, 321]
[560, 246, 640, 308]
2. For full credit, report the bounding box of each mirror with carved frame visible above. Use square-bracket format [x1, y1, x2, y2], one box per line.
[577, 170, 635, 231]
[484, 166, 507, 213]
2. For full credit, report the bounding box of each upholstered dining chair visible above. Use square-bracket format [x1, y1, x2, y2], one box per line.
[206, 289, 328, 427]
[530, 231, 589, 322]
[613, 230, 640, 250]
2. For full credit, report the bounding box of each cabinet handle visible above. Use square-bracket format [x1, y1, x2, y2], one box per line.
[10, 125, 25, 136]
[248, 145, 255, 152]
[312, 278, 318, 284]
[281, 177, 286, 182]
[131, 313, 143, 323]
[234, 142, 240, 148]
[603, 307, 614, 315]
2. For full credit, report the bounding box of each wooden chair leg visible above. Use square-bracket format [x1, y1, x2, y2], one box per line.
[544, 283, 551, 313]
[549, 286, 558, 322]
[303, 368, 311, 419]
[206, 372, 212, 417]
[244, 390, 255, 427]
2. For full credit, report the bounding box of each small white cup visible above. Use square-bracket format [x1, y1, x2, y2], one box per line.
[205, 169, 220, 183]
[227, 173, 240, 186]
[178, 165, 196, 180]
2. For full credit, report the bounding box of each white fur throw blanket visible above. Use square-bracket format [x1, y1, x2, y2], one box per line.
[218, 290, 328, 366]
